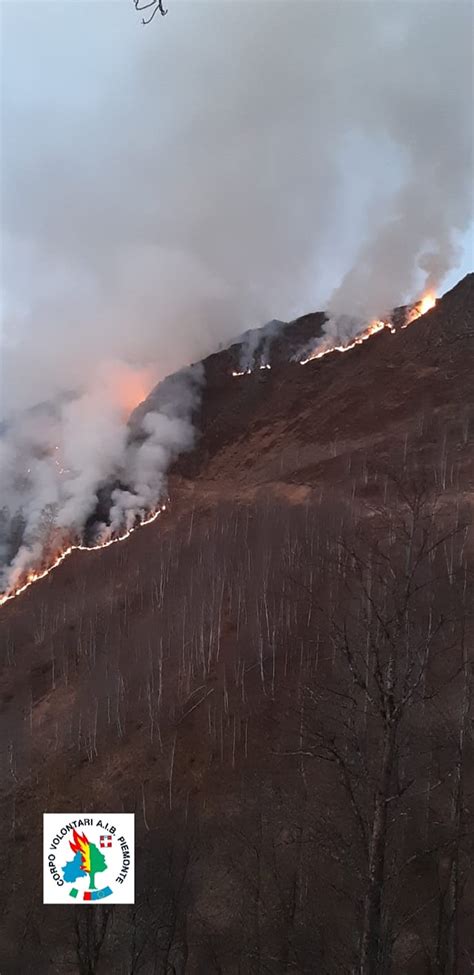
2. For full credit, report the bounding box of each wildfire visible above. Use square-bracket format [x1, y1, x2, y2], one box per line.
[1, 290, 438, 608]
[300, 317, 395, 365]
[0, 504, 167, 608]
[300, 290, 437, 364]
[230, 294, 436, 374]
[232, 363, 271, 378]
[231, 294, 435, 374]
[403, 291, 437, 327]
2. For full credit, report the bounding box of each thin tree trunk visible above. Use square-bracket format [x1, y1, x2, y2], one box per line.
[359, 720, 396, 975]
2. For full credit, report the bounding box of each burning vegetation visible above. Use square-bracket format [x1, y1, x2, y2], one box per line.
[0, 289, 440, 607]
[230, 291, 437, 374]
[0, 506, 167, 608]
[285, 290, 436, 366]
[404, 290, 437, 324]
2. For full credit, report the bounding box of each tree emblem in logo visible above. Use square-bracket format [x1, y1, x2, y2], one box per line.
[62, 828, 112, 901]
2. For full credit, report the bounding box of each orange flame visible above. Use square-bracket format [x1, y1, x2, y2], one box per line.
[299, 290, 437, 365]
[405, 291, 437, 325]
[300, 318, 395, 365]
[0, 504, 167, 608]
[70, 829, 91, 873]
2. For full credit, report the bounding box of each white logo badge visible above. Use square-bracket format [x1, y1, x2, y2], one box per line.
[43, 813, 134, 904]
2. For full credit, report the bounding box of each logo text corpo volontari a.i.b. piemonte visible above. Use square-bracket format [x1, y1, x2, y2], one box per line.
[43, 813, 134, 904]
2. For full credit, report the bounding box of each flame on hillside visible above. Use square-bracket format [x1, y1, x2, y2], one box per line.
[0, 504, 167, 608]
[230, 291, 437, 374]
[0, 291, 437, 607]
[403, 291, 437, 326]
[300, 317, 395, 365]
[300, 290, 437, 365]
[232, 363, 271, 377]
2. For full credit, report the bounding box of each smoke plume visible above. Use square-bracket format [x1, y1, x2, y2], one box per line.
[1, 1, 472, 585]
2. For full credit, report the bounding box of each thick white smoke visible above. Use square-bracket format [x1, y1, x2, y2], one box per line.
[0, 363, 203, 587]
[110, 364, 204, 530]
[1, 1, 472, 586]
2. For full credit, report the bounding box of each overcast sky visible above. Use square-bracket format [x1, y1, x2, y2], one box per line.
[1, 0, 473, 419]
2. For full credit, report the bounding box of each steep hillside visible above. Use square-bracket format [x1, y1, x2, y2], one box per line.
[0, 274, 473, 975]
[175, 273, 473, 487]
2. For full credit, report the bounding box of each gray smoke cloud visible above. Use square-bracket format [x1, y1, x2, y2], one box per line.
[0, 0, 472, 586]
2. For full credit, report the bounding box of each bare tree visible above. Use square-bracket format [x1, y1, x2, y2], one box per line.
[74, 906, 112, 975]
[283, 482, 472, 975]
